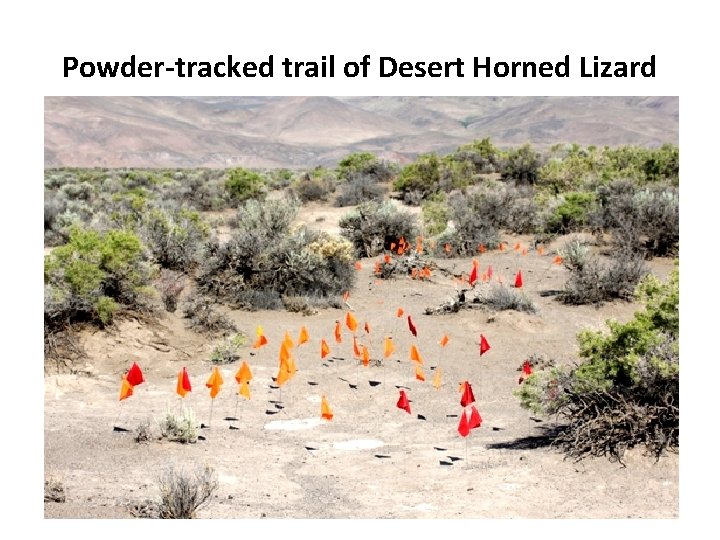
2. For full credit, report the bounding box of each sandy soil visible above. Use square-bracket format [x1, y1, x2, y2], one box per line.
[44, 223, 678, 519]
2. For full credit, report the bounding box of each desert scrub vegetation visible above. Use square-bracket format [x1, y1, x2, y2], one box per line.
[156, 463, 218, 519]
[434, 191, 501, 256]
[336, 151, 395, 182]
[160, 406, 198, 444]
[44, 227, 155, 333]
[476, 284, 537, 313]
[210, 333, 247, 364]
[557, 239, 649, 305]
[339, 200, 418, 257]
[197, 197, 355, 310]
[516, 268, 678, 464]
[224, 166, 266, 204]
[140, 206, 210, 272]
[335, 174, 388, 207]
[183, 292, 238, 336]
[44, 478, 67, 503]
[393, 153, 475, 204]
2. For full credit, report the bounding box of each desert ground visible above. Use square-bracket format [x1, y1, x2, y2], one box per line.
[44, 204, 678, 519]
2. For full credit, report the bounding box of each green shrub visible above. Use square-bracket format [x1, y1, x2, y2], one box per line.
[517, 268, 678, 462]
[141, 207, 209, 272]
[339, 200, 418, 257]
[500, 144, 545, 184]
[435, 191, 501, 256]
[44, 227, 155, 331]
[544, 192, 596, 234]
[337, 152, 394, 182]
[183, 293, 238, 336]
[224, 167, 266, 203]
[210, 333, 247, 364]
[422, 193, 450, 236]
[291, 175, 335, 202]
[160, 406, 198, 444]
[335, 174, 387, 206]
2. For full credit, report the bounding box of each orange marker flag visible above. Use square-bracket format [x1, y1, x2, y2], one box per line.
[353, 336, 362, 359]
[286, 355, 297, 378]
[514, 270, 523, 289]
[283, 331, 294, 350]
[177, 367, 192, 398]
[361, 345, 370, 367]
[478, 243, 487, 254]
[298, 325, 309, 346]
[444, 243, 452, 254]
[411, 268, 418, 279]
[521, 248, 528, 256]
[415, 364, 426, 382]
[384, 254, 391, 264]
[458, 381, 466, 394]
[514, 242, 521, 252]
[234, 361, 252, 384]
[343, 291, 350, 303]
[439, 334, 449, 347]
[321, 395, 334, 420]
[239, 380, 251, 400]
[205, 367, 224, 399]
[432, 367, 443, 390]
[537, 246, 545, 256]
[276, 363, 290, 386]
[374, 261, 382, 275]
[396, 307, 404, 318]
[334, 321, 343, 344]
[553, 255, 564, 265]
[279, 341, 292, 364]
[397, 245, 405, 255]
[119, 374, 133, 401]
[320, 339, 330, 359]
[409, 344, 424, 364]
[364, 321, 371, 334]
[383, 336, 395, 358]
[346, 311, 358, 332]
[354, 261, 363, 270]
[390, 242, 397, 251]
[416, 236, 423, 254]
[498, 242, 505, 252]
[399, 236, 406, 248]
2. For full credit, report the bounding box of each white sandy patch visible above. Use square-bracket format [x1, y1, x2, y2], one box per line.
[400, 503, 436, 512]
[264, 418, 324, 431]
[306, 395, 321, 403]
[332, 439, 385, 450]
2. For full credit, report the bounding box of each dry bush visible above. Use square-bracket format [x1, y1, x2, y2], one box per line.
[335, 174, 387, 207]
[198, 198, 355, 310]
[44, 479, 66, 503]
[559, 249, 648, 305]
[210, 333, 246, 364]
[156, 270, 186, 313]
[476, 284, 537, 313]
[339, 200, 418, 257]
[183, 293, 238, 336]
[157, 464, 218, 519]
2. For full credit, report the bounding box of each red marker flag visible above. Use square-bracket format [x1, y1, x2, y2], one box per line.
[468, 261, 478, 286]
[522, 360, 533, 376]
[126, 362, 144, 386]
[364, 321, 371, 334]
[469, 405, 482, 430]
[514, 270, 523, 289]
[396, 390, 411, 414]
[480, 334, 491, 356]
[457, 410, 470, 437]
[460, 380, 476, 407]
[407, 315, 417, 337]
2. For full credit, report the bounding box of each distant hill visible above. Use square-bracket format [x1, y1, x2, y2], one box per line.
[44, 96, 678, 168]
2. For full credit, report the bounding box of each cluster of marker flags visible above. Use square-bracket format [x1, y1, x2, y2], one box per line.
[117, 240, 556, 438]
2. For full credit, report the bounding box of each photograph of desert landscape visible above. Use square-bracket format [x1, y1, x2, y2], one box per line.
[44, 96, 679, 519]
